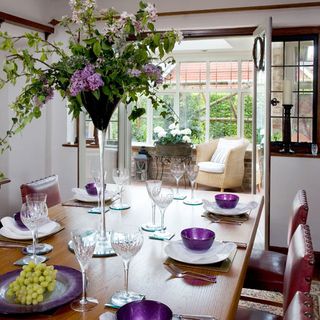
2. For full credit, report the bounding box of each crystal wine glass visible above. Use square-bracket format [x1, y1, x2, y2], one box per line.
[110, 226, 144, 307]
[25, 199, 53, 255]
[70, 228, 98, 312]
[20, 194, 48, 264]
[183, 164, 203, 205]
[141, 180, 163, 232]
[170, 162, 186, 200]
[110, 168, 130, 210]
[93, 170, 107, 214]
[152, 187, 174, 239]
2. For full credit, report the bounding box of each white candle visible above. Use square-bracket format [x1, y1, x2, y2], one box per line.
[283, 80, 293, 105]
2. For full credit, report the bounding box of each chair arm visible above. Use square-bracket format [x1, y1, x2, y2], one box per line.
[196, 140, 219, 162]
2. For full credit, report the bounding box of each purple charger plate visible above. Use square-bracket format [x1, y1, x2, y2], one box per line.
[13, 212, 28, 230]
[116, 300, 173, 320]
[0, 265, 82, 314]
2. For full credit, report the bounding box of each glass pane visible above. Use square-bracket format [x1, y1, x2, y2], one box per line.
[209, 93, 238, 139]
[241, 61, 253, 89]
[290, 93, 298, 117]
[132, 97, 147, 143]
[179, 93, 206, 144]
[272, 42, 283, 66]
[107, 111, 118, 145]
[210, 61, 238, 89]
[162, 63, 176, 90]
[298, 118, 312, 142]
[271, 67, 283, 91]
[271, 92, 283, 116]
[291, 118, 298, 142]
[299, 93, 313, 117]
[180, 62, 206, 90]
[85, 119, 95, 140]
[299, 66, 313, 91]
[153, 94, 175, 131]
[243, 94, 253, 141]
[300, 41, 314, 66]
[271, 118, 282, 142]
[284, 67, 298, 91]
[284, 41, 298, 65]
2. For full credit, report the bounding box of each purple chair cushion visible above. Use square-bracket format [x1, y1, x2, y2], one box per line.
[20, 175, 62, 208]
[236, 307, 281, 320]
[244, 249, 286, 292]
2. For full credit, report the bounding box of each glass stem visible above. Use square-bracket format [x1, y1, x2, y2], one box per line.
[176, 178, 180, 195]
[191, 181, 195, 199]
[123, 260, 130, 295]
[119, 185, 123, 207]
[81, 269, 87, 303]
[31, 229, 36, 260]
[151, 202, 156, 225]
[160, 208, 165, 232]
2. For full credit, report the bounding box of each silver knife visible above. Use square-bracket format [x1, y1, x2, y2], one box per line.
[173, 314, 217, 320]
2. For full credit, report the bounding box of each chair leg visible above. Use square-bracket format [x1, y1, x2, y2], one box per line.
[220, 188, 224, 192]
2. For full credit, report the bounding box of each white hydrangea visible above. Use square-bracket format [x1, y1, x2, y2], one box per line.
[170, 129, 181, 136]
[154, 126, 164, 133]
[168, 123, 178, 130]
[158, 130, 167, 138]
[182, 135, 191, 143]
[180, 128, 191, 135]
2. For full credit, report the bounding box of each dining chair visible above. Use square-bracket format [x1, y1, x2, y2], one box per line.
[237, 224, 314, 319]
[236, 291, 314, 320]
[244, 189, 308, 292]
[20, 174, 62, 208]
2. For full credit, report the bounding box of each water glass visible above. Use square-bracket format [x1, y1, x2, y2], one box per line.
[170, 162, 186, 200]
[183, 164, 203, 205]
[70, 228, 98, 312]
[141, 180, 162, 232]
[111, 227, 144, 307]
[311, 144, 318, 156]
[152, 188, 174, 239]
[110, 168, 130, 210]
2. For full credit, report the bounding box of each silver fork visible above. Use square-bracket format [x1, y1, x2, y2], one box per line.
[166, 263, 217, 283]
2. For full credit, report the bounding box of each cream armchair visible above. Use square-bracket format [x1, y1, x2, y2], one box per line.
[196, 138, 249, 192]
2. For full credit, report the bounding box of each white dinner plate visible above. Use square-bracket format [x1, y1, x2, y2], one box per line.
[202, 199, 258, 216]
[72, 188, 114, 203]
[164, 240, 236, 265]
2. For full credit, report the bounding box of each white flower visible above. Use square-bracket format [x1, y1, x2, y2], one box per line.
[170, 129, 181, 136]
[175, 30, 184, 44]
[182, 135, 191, 143]
[168, 123, 178, 130]
[180, 128, 191, 135]
[158, 130, 167, 138]
[154, 126, 164, 133]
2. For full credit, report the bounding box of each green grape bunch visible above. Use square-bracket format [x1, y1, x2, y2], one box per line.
[6, 262, 57, 305]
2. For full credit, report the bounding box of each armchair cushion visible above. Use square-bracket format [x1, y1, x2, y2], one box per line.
[210, 138, 244, 164]
[198, 161, 225, 173]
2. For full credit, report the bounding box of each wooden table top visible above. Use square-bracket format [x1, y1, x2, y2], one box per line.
[0, 185, 264, 320]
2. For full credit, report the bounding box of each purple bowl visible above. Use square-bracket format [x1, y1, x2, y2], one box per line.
[13, 211, 28, 230]
[181, 227, 215, 251]
[85, 183, 97, 196]
[215, 193, 239, 209]
[116, 300, 172, 320]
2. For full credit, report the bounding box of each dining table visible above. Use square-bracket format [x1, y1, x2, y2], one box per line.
[0, 184, 264, 320]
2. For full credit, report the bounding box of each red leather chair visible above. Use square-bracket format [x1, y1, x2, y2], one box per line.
[20, 175, 62, 208]
[244, 190, 308, 292]
[237, 224, 314, 319]
[237, 291, 314, 320]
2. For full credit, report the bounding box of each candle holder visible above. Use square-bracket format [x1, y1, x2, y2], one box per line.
[279, 104, 294, 154]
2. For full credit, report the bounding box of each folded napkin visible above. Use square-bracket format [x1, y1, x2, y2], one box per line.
[0, 217, 60, 240]
[72, 188, 115, 202]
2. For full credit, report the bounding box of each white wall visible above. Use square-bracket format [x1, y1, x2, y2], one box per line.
[270, 156, 320, 251]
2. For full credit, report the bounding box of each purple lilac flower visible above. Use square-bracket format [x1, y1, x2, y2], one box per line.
[142, 63, 163, 84]
[87, 73, 104, 91]
[44, 87, 54, 103]
[145, 3, 157, 22]
[128, 68, 142, 77]
[69, 64, 104, 96]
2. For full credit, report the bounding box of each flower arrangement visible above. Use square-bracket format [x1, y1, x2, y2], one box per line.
[154, 122, 192, 145]
[0, 0, 182, 152]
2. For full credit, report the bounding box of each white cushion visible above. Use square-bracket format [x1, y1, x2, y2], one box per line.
[210, 138, 244, 164]
[198, 161, 225, 173]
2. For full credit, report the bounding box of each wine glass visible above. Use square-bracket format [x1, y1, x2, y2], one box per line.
[110, 226, 144, 307]
[170, 162, 186, 200]
[93, 170, 107, 214]
[183, 164, 203, 205]
[141, 180, 163, 232]
[110, 168, 130, 210]
[70, 228, 98, 312]
[20, 194, 48, 264]
[152, 187, 174, 239]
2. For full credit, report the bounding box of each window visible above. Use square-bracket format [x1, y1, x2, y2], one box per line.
[131, 53, 254, 145]
[271, 34, 318, 152]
